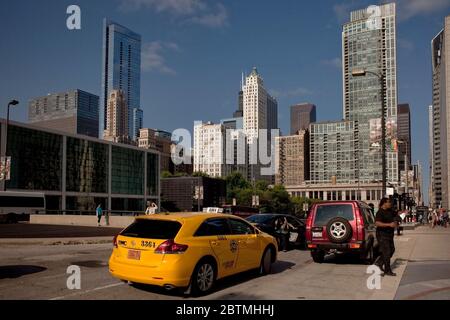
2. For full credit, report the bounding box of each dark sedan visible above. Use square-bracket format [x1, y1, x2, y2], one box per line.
[246, 214, 306, 250]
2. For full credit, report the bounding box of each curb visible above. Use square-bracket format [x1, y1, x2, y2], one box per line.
[0, 237, 113, 246]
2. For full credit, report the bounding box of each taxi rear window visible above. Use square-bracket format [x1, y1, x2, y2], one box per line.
[120, 219, 182, 239]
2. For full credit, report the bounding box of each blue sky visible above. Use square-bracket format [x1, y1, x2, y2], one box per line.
[1, 0, 450, 203]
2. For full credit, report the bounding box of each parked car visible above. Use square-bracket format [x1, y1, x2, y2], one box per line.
[247, 214, 306, 249]
[305, 201, 377, 263]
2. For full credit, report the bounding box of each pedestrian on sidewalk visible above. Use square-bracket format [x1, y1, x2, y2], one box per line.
[275, 216, 293, 252]
[395, 210, 403, 236]
[96, 204, 103, 226]
[442, 209, 449, 228]
[105, 209, 110, 226]
[374, 198, 397, 277]
[145, 201, 158, 215]
[431, 210, 437, 229]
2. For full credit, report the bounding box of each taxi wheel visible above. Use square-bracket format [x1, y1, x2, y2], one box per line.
[259, 247, 273, 275]
[191, 259, 217, 296]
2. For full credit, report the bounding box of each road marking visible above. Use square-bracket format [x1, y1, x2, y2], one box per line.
[49, 282, 124, 300]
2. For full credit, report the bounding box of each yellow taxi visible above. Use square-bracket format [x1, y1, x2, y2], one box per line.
[109, 212, 277, 295]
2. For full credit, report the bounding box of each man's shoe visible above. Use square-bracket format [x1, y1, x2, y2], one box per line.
[383, 271, 396, 276]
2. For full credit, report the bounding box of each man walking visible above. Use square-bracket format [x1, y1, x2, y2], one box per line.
[374, 198, 398, 276]
[96, 204, 103, 227]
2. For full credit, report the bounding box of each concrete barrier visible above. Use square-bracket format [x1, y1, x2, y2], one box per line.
[30, 215, 136, 228]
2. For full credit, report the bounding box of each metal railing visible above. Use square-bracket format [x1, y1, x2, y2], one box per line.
[36, 210, 145, 216]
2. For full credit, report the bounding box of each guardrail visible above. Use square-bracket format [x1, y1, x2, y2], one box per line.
[36, 210, 144, 217]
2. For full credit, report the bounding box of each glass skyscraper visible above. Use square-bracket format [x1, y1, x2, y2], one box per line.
[342, 3, 398, 185]
[101, 19, 142, 140]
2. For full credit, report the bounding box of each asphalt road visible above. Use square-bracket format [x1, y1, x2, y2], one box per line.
[0, 243, 395, 300]
[0, 226, 448, 300]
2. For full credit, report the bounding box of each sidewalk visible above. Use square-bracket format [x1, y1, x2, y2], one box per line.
[394, 225, 450, 300]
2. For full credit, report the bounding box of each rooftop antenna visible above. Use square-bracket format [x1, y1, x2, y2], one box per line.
[241, 71, 244, 91]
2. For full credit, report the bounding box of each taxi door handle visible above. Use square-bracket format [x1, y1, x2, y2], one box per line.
[238, 240, 245, 244]
[211, 241, 219, 246]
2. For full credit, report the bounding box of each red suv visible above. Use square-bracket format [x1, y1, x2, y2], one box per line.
[305, 201, 377, 263]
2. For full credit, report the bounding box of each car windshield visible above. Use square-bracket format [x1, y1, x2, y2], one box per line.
[120, 219, 182, 239]
[247, 215, 274, 224]
[314, 205, 354, 226]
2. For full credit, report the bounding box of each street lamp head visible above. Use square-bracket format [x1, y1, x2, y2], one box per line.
[352, 68, 366, 77]
[9, 100, 19, 106]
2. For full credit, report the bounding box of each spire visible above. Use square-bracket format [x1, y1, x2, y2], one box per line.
[250, 66, 258, 76]
[241, 72, 244, 91]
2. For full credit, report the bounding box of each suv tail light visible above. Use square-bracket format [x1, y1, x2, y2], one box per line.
[306, 212, 313, 230]
[155, 239, 188, 254]
[305, 211, 314, 241]
[355, 209, 364, 241]
[113, 235, 118, 248]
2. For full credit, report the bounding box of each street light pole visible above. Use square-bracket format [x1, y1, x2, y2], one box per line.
[351, 69, 387, 197]
[3, 100, 19, 191]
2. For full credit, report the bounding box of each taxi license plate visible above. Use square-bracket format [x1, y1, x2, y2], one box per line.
[128, 250, 141, 260]
[312, 232, 322, 238]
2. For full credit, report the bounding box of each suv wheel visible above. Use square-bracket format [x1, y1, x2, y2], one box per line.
[311, 250, 325, 263]
[326, 217, 352, 243]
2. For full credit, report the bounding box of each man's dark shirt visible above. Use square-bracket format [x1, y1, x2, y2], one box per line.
[375, 208, 395, 237]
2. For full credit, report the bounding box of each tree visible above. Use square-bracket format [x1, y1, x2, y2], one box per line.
[225, 172, 251, 203]
[161, 171, 173, 178]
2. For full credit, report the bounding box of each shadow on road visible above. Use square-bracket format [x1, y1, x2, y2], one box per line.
[70, 260, 108, 268]
[0, 265, 47, 279]
[322, 253, 368, 265]
[129, 260, 296, 298]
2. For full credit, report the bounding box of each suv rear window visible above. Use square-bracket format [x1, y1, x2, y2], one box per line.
[120, 219, 182, 239]
[314, 204, 354, 226]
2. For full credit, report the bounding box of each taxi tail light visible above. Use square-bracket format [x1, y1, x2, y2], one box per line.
[113, 235, 118, 248]
[155, 239, 188, 254]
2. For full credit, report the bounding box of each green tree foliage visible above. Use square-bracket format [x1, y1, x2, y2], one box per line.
[223, 172, 321, 214]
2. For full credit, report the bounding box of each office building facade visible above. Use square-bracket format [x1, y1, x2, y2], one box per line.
[0, 119, 159, 212]
[397, 104, 411, 175]
[275, 130, 309, 186]
[28, 90, 99, 138]
[101, 19, 142, 140]
[103, 90, 130, 144]
[161, 177, 226, 212]
[138, 128, 172, 173]
[431, 16, 450, 209]
[429, 105, 435, 208]
[309, 121, 359, 184]
[342, 3, 398, 186]
[290, 103, 316, 135]
[193, 122, 226, 177]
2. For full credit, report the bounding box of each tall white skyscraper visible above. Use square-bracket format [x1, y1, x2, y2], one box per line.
[242, 68, 278, 181]
[193, 122, 226, 178]
[342, 2, 398, 186]
[243, 67, 269, 141]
